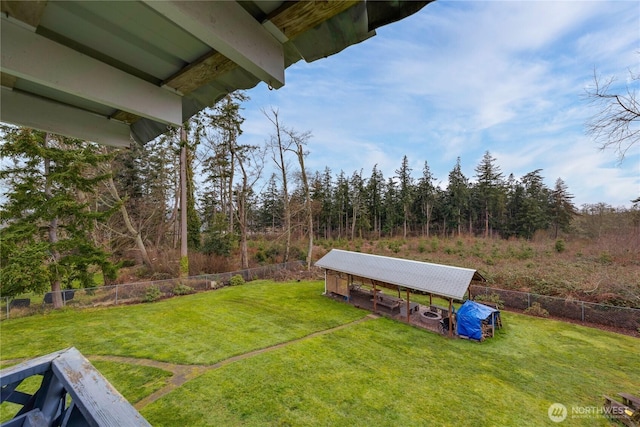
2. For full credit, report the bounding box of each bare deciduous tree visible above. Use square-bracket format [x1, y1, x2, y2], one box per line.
[285, 129, 313, 269]
[264, 108, 293, 263]
[585, 68, 639, 161]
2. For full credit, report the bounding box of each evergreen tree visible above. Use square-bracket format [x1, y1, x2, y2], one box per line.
[0, 128, 116, 307]
[348, 170, 367, 239]
[256, 174, 283, 231]
[334, 171, 350, 238]
[383, 177, 399, 236]
[504, 173, 521, 238]
[395, 155, 414, 238]
[474, 151, 505, 237]
[516, 169, 551, 239]
[446, 157, 470, 236]
[550, 177, 578, 238]
[414, 161, 437, 237]
[366, 165, 385, 238]
[315, 167, 335, 239]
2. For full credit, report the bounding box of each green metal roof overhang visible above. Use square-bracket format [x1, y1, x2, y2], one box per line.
[1, 1, 432, 146]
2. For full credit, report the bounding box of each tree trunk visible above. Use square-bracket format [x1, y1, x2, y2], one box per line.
[239, 193, 249, 269]
[295, 145, 313, 270]
[43, 134, 63, 309]
[237, 163, 250, 269]
[103, 172, 153, 269]
[351, 207, 357, 241]
[426, 202, 432, 238]
[48, 217, 64, 309]
[179, 127, 189, 278]
[484, 202, 489, 238]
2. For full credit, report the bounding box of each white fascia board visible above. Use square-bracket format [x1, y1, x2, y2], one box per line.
[144, 1, 285, 89]
[1, 87, 132, 147]
[0, 18, 182, 126]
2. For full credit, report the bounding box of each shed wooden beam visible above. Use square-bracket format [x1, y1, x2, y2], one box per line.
[162, 0, 359, 96]
[0, 18, 182, 126]
[1, 72, 17, 89]
[266, 0, 359, 40]
[1, 87, 132, 147]
[143, 0, 284, 89]
[0, 0, 47, 29]
[448, 299, 453, 338]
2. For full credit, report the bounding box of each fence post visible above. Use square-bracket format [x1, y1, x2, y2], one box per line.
[527, 293, 531, 308]
[63, 290, 66, 306]
[115, 285, 118, 305]
[6, 297, 9, 320]
[581, 301, 584, 322]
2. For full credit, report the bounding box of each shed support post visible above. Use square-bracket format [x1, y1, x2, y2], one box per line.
[448, 298, 453, 338]
[323, 270, 327, 295]
[406, 287, 410, 323]
[372, 282, 377, 313]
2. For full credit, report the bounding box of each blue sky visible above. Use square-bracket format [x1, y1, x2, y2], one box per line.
[238, 1, 639, 208]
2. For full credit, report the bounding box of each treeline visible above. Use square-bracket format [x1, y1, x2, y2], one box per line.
[2, 94, 639, 303]
[257, 154, 579, 242]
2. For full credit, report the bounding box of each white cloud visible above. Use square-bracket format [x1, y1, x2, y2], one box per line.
[236, 1, 639, 207]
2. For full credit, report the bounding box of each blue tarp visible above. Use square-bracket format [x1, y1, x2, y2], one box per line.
[456, 300, 500, 340]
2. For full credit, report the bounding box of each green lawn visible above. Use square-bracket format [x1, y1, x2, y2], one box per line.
[1, 280, 638, 426]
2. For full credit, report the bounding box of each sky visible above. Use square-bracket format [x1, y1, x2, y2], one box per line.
[237, 1, 639, 208]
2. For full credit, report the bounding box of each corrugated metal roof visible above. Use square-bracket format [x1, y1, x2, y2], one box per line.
[315, 249, 483, 300]
[1, 1, 432, 146]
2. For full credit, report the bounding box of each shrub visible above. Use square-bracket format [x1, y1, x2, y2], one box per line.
[474, 293, 504, 309]
[599, 251, 613, 264]
[150, 272, 173, 281]
[387, 241, 401, 253]
[524, 302, 549, 317]
[173, 283, 194, 296]
[254, 250, 267, 264]
[516, 244, 534, 260]
[554, 239, 566, 253]
[229, 275, 245, 287]
[144, 285, 162, 303]
[202, 232, 235, 256]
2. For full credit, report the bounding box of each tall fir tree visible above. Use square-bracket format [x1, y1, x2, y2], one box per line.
[415, 161, 437, 237]
[474, 151, 505, 237]
[395, 155, 414, 238]
[366, 165, 385, 239]
[0, 128, 116, 307]
[446, 157, 470, 236]
[516, 169, 551, 239]
[550, 177, 578, 238]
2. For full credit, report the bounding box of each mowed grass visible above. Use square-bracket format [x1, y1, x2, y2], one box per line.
[1, 280, 639, 426]
[0, 281, 366, 364]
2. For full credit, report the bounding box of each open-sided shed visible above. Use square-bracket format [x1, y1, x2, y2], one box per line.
[315, 249, 486, 336]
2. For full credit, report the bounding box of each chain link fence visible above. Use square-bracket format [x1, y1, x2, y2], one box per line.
[1, 261, 305, 320]
[470, 285, 640, 332]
